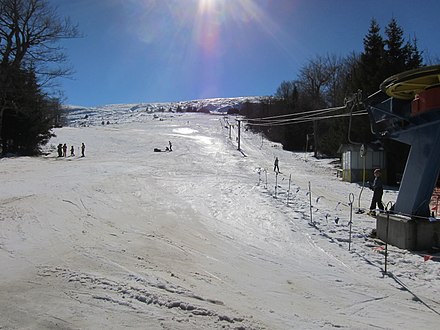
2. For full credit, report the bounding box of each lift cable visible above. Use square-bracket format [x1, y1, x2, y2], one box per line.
[244, 110, 368, 127]
[244, 105, 348, 123]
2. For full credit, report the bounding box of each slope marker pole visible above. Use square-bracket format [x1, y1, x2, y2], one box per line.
[286, 174, 292, 205]
[348, 193, 354, 251]
[308, 181, 313, 225]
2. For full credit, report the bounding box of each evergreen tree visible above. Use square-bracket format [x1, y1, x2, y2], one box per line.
[353, 17, 424, 97]
[357, 18, 386, 96]
[252, 17, 429, 158]
[1, 67, 56, 155]
[384, 18, 406, 77]
[404, 36, 424, 69]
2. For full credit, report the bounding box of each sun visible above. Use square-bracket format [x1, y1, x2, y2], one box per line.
[198, 0, 218, 12]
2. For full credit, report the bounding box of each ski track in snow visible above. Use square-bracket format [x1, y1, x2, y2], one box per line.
[0, 108, 439, 329]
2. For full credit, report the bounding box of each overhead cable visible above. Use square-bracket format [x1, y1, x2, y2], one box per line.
[245, 111, 368, 127]
[245, 105, 348, 123]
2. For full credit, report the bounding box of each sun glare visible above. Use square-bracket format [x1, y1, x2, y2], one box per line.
[198, 0, 217, 13]
[193, 0, 281, 54]
[129, 0, 293, 98]
[120, 0, 297, 99]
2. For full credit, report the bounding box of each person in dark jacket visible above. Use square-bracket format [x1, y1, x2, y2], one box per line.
[62, 143, 67, 157]
[274, 157, 279, 173]
[369, 168, 384, 215]
[57, 144, 63, 157]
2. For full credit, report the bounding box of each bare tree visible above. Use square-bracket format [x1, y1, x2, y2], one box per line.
[297, 55, 333, 108]
[275, 80, 295, 100]
[0, 0, 78, 72]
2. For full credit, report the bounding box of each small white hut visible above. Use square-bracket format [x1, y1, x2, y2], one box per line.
[338, 143, 386, 183]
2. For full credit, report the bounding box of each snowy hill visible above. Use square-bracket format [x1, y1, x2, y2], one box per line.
[65, 96, 263, 126]
[1, 101, 439, 329]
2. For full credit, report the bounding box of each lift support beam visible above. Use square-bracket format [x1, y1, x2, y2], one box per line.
[367, 65, 440, 250]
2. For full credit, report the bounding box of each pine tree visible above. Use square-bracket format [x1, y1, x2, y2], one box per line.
[404, 36, 424, 69]
[384, 18, 406, 77]
[1, 67, 56, 155]
[358, 18, 386, 96]
[354, 18, 423, 97]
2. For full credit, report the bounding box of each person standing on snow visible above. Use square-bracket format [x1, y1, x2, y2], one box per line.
[368, 168, 384, 215]
[63, 143, 67, 157]
[57, 144, 63, 157]
[81, 143, 86, 157]
[70, 146, 75, 156]
[274, 157, 279, 173]
[169, 141, 172, 151]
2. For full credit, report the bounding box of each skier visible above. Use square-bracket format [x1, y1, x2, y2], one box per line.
[63, 143, 67, 157]
[274, 157, 279, 173]
[57, 144, 63, 157]
[70, 146, 75, 156]
[368, 168, 384, 215]
[81, 143, 86, 157]
[169, 141, 172, 151]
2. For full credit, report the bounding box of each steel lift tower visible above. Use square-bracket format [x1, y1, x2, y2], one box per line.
[366, 65, 440, 250]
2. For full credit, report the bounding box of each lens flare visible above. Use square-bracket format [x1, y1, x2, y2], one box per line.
[121, 0, 299, 99]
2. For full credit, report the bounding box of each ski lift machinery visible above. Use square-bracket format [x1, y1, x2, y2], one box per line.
[346, 91, 367, 213]
[365, 65, 440, 250]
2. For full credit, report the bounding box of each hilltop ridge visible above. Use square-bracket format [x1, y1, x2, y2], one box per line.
[65, 96, 264, 126]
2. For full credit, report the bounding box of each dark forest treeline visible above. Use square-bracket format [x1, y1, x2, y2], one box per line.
[1, 65, 64, 155]
[243, 18, 432, 157]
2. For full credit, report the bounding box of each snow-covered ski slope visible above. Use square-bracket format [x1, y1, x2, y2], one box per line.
[65, 96, 262, 126]
[0, 103, 439, 329]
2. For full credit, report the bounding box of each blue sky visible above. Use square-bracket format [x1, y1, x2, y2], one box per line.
[50, 0, 440, 106]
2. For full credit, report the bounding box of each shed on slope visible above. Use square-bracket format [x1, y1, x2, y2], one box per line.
[338, 143, 386, 183]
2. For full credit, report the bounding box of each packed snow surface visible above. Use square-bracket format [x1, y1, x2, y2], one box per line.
[1, 104, 439, 329]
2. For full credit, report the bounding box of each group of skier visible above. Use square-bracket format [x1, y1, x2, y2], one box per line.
[57, 143, 86, 158]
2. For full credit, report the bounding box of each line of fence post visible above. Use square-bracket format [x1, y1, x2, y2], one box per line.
[251, 159, 402, 278]
[236, 119, 241, 151]
[348, 193, 354, 251]
[308, 181, 313, 225]
[257, 170, 363, 247]
[436, 196, 439, 217]
[384, 201, 394, 275]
